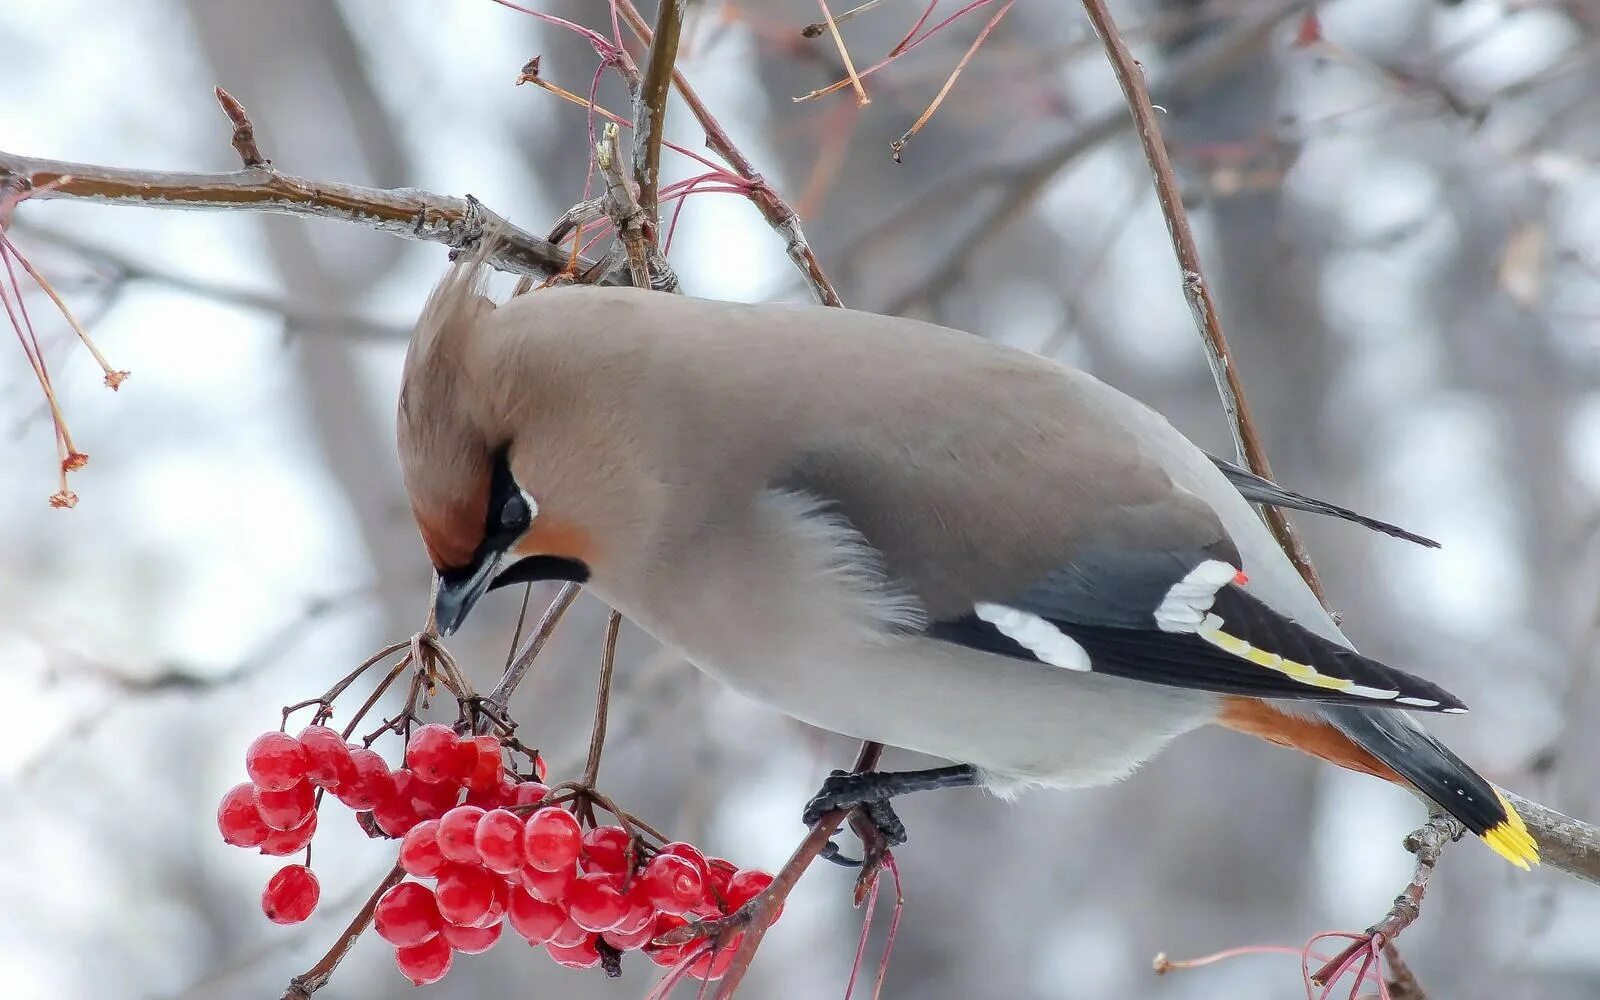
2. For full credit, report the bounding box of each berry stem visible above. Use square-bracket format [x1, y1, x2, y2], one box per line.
[278, 863, 404, 1000]
[580, 611, 624, 794]
[478, 582, 581, 732]
[283, 639, 411, 728]
[340, 655, 412, 743]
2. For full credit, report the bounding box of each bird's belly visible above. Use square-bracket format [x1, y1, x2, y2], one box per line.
[669, 624, 1215, 791]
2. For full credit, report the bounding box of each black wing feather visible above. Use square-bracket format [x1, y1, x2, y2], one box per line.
[929, 585, 1467, 713]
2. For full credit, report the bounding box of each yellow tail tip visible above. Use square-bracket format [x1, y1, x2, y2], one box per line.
[1482, 790, 1540, 870]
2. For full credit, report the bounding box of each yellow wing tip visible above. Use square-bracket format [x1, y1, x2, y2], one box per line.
[1482, 790, 1540, 870]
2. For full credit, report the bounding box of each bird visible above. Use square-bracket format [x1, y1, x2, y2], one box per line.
[396, 244, 1537, 870]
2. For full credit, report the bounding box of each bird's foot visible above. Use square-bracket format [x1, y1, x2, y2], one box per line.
[803, 764, 979, 866]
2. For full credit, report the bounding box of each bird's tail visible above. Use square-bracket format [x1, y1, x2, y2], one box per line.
[1324, 705, 1539, 869]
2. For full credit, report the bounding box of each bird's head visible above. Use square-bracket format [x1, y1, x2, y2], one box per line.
[396, 251, 610, 636]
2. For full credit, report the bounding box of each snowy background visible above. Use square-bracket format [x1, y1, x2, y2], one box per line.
[3, 1, 1599, 997]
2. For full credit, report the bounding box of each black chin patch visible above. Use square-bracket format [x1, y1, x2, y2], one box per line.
[490, 556, 590, 590]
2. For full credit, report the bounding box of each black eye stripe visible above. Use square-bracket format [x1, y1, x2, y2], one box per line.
[485, 445, 533, 543]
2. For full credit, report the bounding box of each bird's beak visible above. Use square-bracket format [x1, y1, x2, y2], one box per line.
[434, 554, 502, 636]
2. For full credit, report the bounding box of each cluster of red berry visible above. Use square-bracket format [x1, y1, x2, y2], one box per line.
[216, 722, 775, 987]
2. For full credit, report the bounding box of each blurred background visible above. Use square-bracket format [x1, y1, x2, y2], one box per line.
[3, 0, 1599, 997]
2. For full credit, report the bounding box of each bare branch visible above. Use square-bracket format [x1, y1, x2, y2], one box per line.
[581, 610, 624, 789]
[613, 0, 844, 307]
[280, 863, 405, 999]
[704, 742, 886, 1000]
[0, 150, 615, 282]
[597, 124, 656, 289]
[632, 0, 686, 222]
[1080, 0, 1325, 597]
[1501, 788, 1600, 886]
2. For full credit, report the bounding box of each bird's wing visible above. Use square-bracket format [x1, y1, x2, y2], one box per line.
[1208, 454, 1440, 548]
[924, 548, 1466, 711]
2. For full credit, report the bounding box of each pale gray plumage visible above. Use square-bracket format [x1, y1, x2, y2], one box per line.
[397, 260, 1538, 867]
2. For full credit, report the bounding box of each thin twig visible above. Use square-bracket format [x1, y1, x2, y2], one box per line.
[1310, 816, 1459, 984]
[479, 582, 582, 729]
[0, 150, 615, 283]
[613, 0, 843, 306]
[597, 124, 654, 289]
[1079, 0, 1324, 597]
[872, 0, 1309, 314]
[632, 0, 686, 222]
[889, 0, 1014, 162]
[815, 0, 871, 105]
[279, 863, 405, 999]
[582, 610, 624, 789]
[703, 742, 885, 999]
[213, 86, 269, 168]
[801, 0, 890, 38]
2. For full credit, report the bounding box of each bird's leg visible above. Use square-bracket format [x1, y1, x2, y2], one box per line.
[804, 764, 979, 865]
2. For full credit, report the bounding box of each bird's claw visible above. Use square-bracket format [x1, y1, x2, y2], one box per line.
[805, 771, 909, 870]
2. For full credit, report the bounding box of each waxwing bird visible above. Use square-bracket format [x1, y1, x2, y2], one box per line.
[396, 247, 1537, 870]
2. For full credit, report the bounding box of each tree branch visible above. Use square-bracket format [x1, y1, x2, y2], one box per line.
[0, 149, 618, 283]
[631, 0, 685, 223]
[1081, 0, 1323, 597]
[613, 0, 843, 306]
[1501, 788, 1600, 886]
[279, 863, 405, 1000]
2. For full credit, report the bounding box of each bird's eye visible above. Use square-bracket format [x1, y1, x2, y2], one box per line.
[500, 491, 530, 531]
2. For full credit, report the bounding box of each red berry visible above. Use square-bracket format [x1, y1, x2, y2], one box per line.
[399, 819, 447, 878]
[475, 809, 525, 874]
[522, 807, 582, 872]
[296, 726, 353, 789]
[334, 746, 389, 810]
[254, 780, 315, 831]
[218, 782, 271, 847]
[644, 914, 693, 968]
[580, 825, 630, 874]
[520, 861, 576, 902]
[546, 935, 601, 969]
[406, 724, 472, 784]
[261, 864, 319, 924]
[509, 781, 549, 807]
[532, 753, 548, 783]
[375, 881, 444, 947]
[372, 776, 421, 838]
[394, 935, 453, 986]
[704, 858, 737, 901]
[436, 805, 485, 865]
[613, 884, 657, 935]
[725, 869, 775, 911]
[549, 915, 592, 948]
[687, 937, 741, 980]
[246, 731, 309, 792]
[466, 778, 516, 810]
[435, 862, 504, 928]
[567, 872, 627, 932]
[658, 842, 710, 882]
[259, 810, 317, 856]
[507, 887, 566, 945]
[465, 735, 503, 791]
[603, 920, 656, 952]
[639, 853, 704, 915]
[409, 771, 463, 820]
[441, 919, 503, 954]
